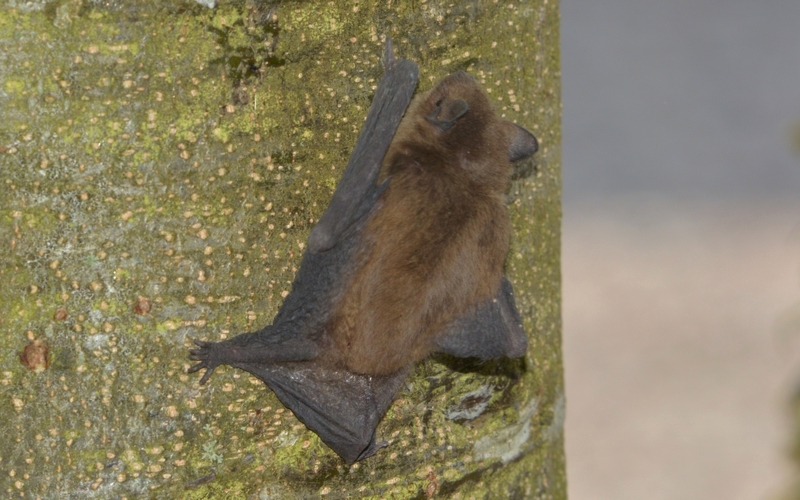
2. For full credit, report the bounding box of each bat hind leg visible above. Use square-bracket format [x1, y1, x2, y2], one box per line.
[188, 329, 319, 385]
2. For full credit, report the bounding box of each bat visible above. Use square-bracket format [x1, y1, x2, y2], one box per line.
[189, 39, 539, 464]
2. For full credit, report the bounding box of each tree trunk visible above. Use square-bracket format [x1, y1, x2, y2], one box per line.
[0, 0, 563, 497]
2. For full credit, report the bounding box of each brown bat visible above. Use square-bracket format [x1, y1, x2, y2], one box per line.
[189, 40, 538, 464]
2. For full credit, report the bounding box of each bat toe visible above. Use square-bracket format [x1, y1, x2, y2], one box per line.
[189, 339, 213, 360]
[187, 361, 205, 374]
[188, 349, 207, 360]
[198, 368, 215, 385]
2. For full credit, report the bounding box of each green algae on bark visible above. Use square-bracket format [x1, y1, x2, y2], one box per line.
[0, 0, 563, 498]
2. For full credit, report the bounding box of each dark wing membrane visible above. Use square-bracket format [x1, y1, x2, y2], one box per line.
[434, 277, 529, 359]
[235, 362, 410, 464]
[307, 55, 419, 253]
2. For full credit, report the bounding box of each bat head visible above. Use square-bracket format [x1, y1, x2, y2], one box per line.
[382, 71, 538, 194]
[392, 71, 537, 189]
[425, 71, 537, 157]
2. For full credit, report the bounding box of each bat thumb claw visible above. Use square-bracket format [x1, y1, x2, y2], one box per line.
[384, 37, 395, 68]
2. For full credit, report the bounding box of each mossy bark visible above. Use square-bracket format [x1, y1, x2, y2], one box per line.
[0, 0, 563, 498]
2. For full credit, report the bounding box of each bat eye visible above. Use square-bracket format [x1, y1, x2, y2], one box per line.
[434, 97, 444, 107]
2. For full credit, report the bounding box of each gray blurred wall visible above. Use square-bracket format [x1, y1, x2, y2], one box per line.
[562, 0, 800, 202]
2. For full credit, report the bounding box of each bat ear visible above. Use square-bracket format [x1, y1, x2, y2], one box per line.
[426, 99, 469, 131]
[506, 124, 538, 162]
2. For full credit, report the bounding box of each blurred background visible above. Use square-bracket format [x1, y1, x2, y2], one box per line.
[560, 1, 800, 499]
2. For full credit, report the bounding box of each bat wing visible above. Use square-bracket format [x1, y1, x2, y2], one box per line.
[307, 43, 419, 253]
[235, 361, 410, 464]
[191, 42, 419, 380]
[435, 276, 529, 359]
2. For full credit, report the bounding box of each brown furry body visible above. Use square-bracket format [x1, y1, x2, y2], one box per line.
[330, 72, 522, 375]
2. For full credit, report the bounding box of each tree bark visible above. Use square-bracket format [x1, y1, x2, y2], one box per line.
[0, 0, 563, 497]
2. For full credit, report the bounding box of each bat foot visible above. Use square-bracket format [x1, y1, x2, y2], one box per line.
[353, 439, 389, 463]
[188, 339, 222, 385]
